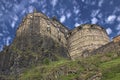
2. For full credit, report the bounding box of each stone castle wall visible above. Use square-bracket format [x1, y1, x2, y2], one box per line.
[16, 12, 110, 60]
[113, 35, 120, 42]
[68, 24, 110, 60]
[16, 12, 69, 48]
[2, 11, 111, 62]
[0, 12, 70, 75]
[88, 41, 120, 56]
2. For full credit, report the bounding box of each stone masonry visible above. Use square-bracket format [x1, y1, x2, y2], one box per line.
[113, 35, 120, 42]
[16, 12, 68, 48]
[68, 24, 110, 60]
[0, 11, 111, 66]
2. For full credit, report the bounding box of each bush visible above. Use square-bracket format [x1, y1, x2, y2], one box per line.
[43, 58, 50, 65]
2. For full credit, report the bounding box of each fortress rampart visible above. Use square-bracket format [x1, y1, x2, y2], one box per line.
[16, 11, 110, 60]
[1, 11, 111, 62]
[16, 12, 69, 48]
[68, 24, 110, 59]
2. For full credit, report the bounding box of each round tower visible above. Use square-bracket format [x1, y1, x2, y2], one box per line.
[68, 24, 110, 60]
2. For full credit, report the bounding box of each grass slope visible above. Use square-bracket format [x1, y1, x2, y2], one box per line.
[18, 53, 120, 80]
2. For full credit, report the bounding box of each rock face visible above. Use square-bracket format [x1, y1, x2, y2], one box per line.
[0, 11, 69, 77]
[68, 24, 110, 60]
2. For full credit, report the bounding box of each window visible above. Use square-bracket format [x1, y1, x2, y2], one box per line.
[47, 25, 51, 33]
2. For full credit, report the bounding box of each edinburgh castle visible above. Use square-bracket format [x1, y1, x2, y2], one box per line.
[16, 11, 110, 60]
[0, 11, 120, 80]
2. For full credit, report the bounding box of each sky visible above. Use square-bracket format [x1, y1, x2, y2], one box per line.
[0, 0, 120, 51]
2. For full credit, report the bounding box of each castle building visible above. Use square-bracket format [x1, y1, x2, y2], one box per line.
[15, 11, 110, 60]
[0, 11, 70, 72]
[113, 35, 120, 43]
[16, 11, 68, 48]
[68, 24, 110, 59]
[0, 10, 117, 77]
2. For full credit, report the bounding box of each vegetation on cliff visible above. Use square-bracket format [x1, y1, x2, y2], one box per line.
[18, 52, 120, 80]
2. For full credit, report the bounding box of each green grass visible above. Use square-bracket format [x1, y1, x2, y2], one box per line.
[18, 52, 120, 80]
[101, 64, 120, 80]
[99, 58, 120, 80]
[60, 74, 79, 80]
[19, 58, 70, 80]
[100, 57, 120, 70]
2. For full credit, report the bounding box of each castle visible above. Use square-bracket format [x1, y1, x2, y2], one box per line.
[0, 10, 120, 79]
[16, 11, 110, 60]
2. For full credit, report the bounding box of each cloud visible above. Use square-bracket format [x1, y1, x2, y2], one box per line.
[66, 12, 71, 18]
[28, 6, 34, 13]
[0, 12, 3, 17]
[60, 15, 66, 23]
[6, 37, 12, 46]
[74, 23, 80, 27]
[74, 9, 79, 14]
[0, 45, 3, 51]
[91, 9, 100, 17]
[1, 23, 9, 34]
[117, 31, 120, 35]
[42, 9, 47, 14]
[117, 16, 120, 22]
[0, 33, 3, 36]
[106, 28, 112, 35]
[74, 17, 79, 21]
[98, 13, 103, 19]
[59, 8, 65, 15]
[11, 21, 16, 28]
[73, 6, 80, 15]
[84, 0, 96, 5]
[91, 17, 98, 24]
[81, 0, 85, 2]
[21, 9, 26, 15]
[106, 15, 116, 24]
[98, 0, 104, 7]
[29, 0, 37, 3]
[51, 0, 58, 7]
[1, 4, 5, 11]
[3, 37, 12, 46]
[12, 14, 18, 21]
[113, 7, 120, 14]
[91, 1, 96, 5]
[116, 24, 120, 30]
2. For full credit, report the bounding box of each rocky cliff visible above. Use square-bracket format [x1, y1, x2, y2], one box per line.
[0, 12, 69, 79]
[13, 47, 120, 80]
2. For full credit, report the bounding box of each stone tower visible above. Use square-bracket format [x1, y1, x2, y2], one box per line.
[68, 24, 110, 60]
[0, 11, 70, 74]
[15, 11, 69, 57]
[16, 11, 68, 48]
